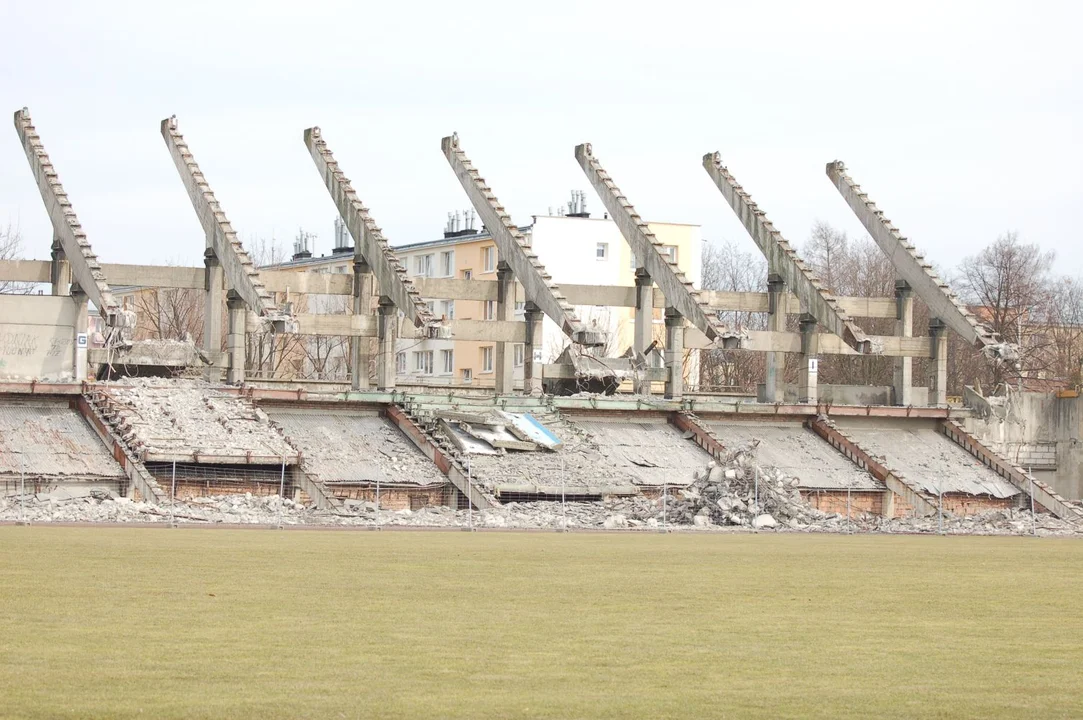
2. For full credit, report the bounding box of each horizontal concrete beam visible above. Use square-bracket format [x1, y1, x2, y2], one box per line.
[0, 259, 51, 283]
[541, 363, 667, 381]
[683, 328, 933, 357]
[0, 260, 901, 319]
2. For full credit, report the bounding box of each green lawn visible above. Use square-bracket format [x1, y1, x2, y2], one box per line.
[1, 528, 1080, 719]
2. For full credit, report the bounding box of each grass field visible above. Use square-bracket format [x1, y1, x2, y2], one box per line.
[1, 527, 1081, 719]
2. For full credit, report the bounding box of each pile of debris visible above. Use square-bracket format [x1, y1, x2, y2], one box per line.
[434, 409, 562, 456]
[97, 378, 296, 460]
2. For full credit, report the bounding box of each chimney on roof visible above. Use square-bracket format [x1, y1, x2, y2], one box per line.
[442, 208, 481, 238]
[331, 216, 354, 254]
[292, 229, 313, 261]
[567, 190, 590, 218]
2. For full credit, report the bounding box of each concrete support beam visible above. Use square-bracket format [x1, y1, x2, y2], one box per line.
[765, 273, 786, 403]
[203, 248, 224, 383]
[634, 269, 654, 396]
[494, 260, 516, 394]
[929, 318, 948, 408]
[893, 280, 913, 406]
[351, 259, 374, 390]
[664, 307, 684, 400]
[70, 285, 88, 382]
[226, 290, 246, 385]
[703, 152, 869, 352]
[443, 134, 600, 346]
[50, 238, 68, 296]
[576, 143, 730, 343]
[797, 313, 818, 405]
[523, 303, 544, 396]
[376, 297, 397, 391]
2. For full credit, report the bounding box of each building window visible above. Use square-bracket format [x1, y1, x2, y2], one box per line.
[481, 346, 494, 373]
[441, 300, 455, 320]
[426, 300, 436, 315]
[461, 269, 472, 280]
[482, 246, 495, 273]
[335, 265, 349, 274]
[483, 300, 496, 321]
[596, 242, 608, 260]
[462, 368, 473, 384]
[440, 251, 454, 277]
[441, 349, 454, 374]
[414, 254, 433, 277]
[662, 245, 678, 263]
[630, 253, 637, 270]
[396, 352, 406, 374]
[413, 350, 433, 374]
[514, 301, 526, 317]
[514, 344, 524, 367]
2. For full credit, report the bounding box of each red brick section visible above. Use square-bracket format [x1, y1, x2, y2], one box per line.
[669, 411, 727, 460]
[807, 416, 938, 517]
[940, 420, 1083, 523]
[383, 404, 493, 510]
[74, 394, 165, 502]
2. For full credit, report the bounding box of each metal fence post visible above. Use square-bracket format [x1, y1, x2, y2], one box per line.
[171, 460, 177, 527]
[662, 481, 667, 533]
[754, 467, 759, 509]
[19, 453, 27, 526]
[1029, 466, 1036, 536]
[375, 474, 381, 530]
[847, 484, 852, 534]
[467, 464, 474, 532]
[938, 486, 944, 535]
[561, 455, 567, 532]
[278, 455, 286, 528]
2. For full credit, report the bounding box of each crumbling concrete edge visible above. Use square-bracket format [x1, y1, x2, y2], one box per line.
[384, 404, 495, 510]
[75, 394, 167, 503]
[807, 416, 937, 517]
[264, 418, 342, 512]
[670, 411, 728, 461]
[940, 420, 1083, 524]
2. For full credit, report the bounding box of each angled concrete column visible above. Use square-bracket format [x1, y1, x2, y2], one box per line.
[664, 307, 684, 400]
[203, 248, 224, 383]
[797, 313, 819, 404]
[376, 297, 397, 391]
[893, 280, 913, 406]
[70, 284, 88, 382]
[351, 258, 373, 390]
[633, 268, 654, 395]
[929, 318, 948, 408]
[523, 302, 544, 396]
[49, 237, 69, 296]
[226, 290, 246, 385]
[494, 260, 515, 394]
[765, 273, 786, 402]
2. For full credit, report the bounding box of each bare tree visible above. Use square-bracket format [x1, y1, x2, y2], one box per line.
[131, 288, 205, 341]
[698, 239, 767, 392]
[0, 224, 33, 295]
[956, 232, 1054, 388]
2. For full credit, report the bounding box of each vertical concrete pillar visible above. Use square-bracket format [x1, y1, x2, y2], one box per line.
[70, 284, 88, 382]
[203, 248, 224, 383]
[523, 302, 544, 396]
[351, 258, 373, 391]
[633, 269, 654, 395]
[929, 318, 948, 408]
[893, 280, 913, 406]
[376, 297, 397, 391]
[797, 313, 819, 405]
[664, 307, 684, 400]
[226, 290, 246, 385]
[50, 237, 69, 296]
[765, 273, 786, 402]
[494, 261, 515, 395]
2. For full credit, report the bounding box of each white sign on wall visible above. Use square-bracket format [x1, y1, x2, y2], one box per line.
[76, 333, 88, 349]
[808, 358, 819, 374]
[532, 349, 543, 363]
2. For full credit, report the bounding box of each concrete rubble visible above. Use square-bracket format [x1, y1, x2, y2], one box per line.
[97, 378, 295, 460]
[3, 445, 1080, 536]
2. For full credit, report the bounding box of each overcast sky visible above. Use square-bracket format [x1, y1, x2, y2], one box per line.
[2, 0, 1080, 277]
